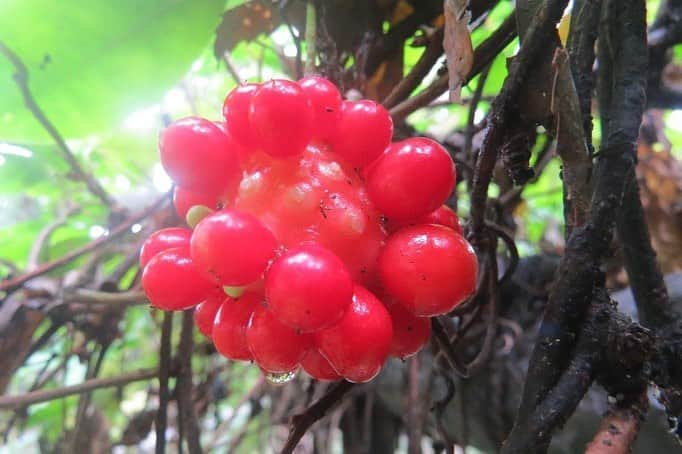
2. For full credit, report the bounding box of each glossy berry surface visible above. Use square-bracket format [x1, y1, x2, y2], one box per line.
[387, 204, 462, 234]
[139, 227, 192, 268]
[298, 76, 342, 142]
[316, 286, 393, 383]
[266, 243, 353, 332]
[386, 300, 432, 359]
[141, 76, 478, 384]
[250, 80, 313, 157]
[212, 292, 260, 361]
[367, 137, 455, 221]
[331, 100, 393, 168]
[234, 145, 386, 283]
[194, 293, 225, 337]
[191, 209, 278, 286]
[222, 83, 260, 149]
[246, 305, 311, 373]
[419, 205, 462, 234]
[379, 225, 478, 317]
[159, 117, 241, 194]
[142, 247, 215, 311]
[300, 348, 341, 381]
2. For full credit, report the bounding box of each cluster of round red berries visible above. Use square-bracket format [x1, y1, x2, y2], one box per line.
[140, 77, 478, 383]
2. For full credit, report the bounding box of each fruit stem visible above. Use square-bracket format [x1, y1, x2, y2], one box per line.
[304, 0, 317, 74]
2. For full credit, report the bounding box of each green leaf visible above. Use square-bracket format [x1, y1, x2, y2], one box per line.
[0, 144, 70, 195]
[0, 0, 226, 141]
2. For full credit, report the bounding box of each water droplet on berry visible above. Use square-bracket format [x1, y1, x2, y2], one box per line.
[264, 369, 297, 385]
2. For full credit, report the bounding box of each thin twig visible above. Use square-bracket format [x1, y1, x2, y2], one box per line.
[209, 375, 265, 446]
[567, 0, 602, 153]
[389, 13, 517, 121]
[484, 221, 519, 286]
[463, 243, 499, 375]
[155, 312, 173, 454]
[463, 64, 492, 159]
[304, 1, 317, 75]
[431, 318, 470, 377]
[27, 205, 79, 270]
[432, 372, 456, 454]
[222, 51, 242, 85]
[175, 310, 203, 454]
[0, 194, 168, 295]
[0, 42, 115, 207]
[407, 355, 423, 454]
[382, 27, 444, 108]
[280, 380, 355, 454]
[71, 342, 110, 450]
[62, 289, 148, 306]
[0, 368, 157, 410]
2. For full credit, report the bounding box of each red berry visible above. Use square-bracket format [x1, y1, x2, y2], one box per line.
[316, 286, 393, 383]
[386, 205, 462, 234]
[418, 205, 462, 234]
[173, 186, 223, 220]
[379, 225, 477, 317]
[246, 305, 311, 373]
[223, 83, 259, 150]
[315, 191, 385, 283]
[386, 301, 431, 359]
[191, 209, 278, 286]
[270, 179, 326, 245]
[194, 293, 225, 337]
[142, 247, 216, 311]
[213, 292, 260, 361]
[367, 137, 455, 221]
[250, 80, 313, 157]
[331, 100, 393, 168]
[266, 243, 353, 332]
[298, 76, 342, 142]
[139, 228, 192, 268]
[159, 117, 241, 194]
[300, 348, 341, 381]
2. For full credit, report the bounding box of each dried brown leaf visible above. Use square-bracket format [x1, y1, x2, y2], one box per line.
[636, 140, 682, 272]
[214, 1, 306, 59]
[443, 0, 473, 102]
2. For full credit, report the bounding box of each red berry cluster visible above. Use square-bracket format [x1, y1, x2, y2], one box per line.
[140, 77, 478, 383]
